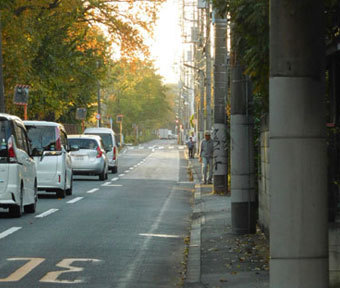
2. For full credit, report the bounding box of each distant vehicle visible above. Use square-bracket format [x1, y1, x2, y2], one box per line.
[68, 135, 108, 180]
[159, 128, 169, 140]
[83, 127, 118, 173]
[0, 114, 37, 217]
[24, 121, 74, 198]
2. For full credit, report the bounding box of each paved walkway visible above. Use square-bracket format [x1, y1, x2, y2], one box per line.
[184, 155, 269, 288]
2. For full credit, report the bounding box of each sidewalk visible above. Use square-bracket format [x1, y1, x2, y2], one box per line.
[184, 155, 269, 288]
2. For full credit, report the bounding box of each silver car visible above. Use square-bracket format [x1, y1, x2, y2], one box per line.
[68, 135, 108, 180]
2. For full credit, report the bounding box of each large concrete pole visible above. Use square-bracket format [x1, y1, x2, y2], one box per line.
[230, 49, 256, 233]
[269, 1, 328, 287]
[213, 15, 228, 194]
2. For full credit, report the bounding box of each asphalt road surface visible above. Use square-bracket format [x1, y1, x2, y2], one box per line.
[0, 139, 193, 288]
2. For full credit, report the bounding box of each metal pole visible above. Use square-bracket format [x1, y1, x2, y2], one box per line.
[0, 13, 5, 113]
[205, 2, 211, 131]
[97, 80, 101, 127]
[269, 1, 328, 287]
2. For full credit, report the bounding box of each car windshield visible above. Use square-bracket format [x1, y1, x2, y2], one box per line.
[86, 133, 112, 150]
[68, 138, 98, 150]
[0, 119, 10, 162]
[26, 125, 57, 156]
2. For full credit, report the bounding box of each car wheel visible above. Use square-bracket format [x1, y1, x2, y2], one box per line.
[112, 166, 118, 174]
[10, 185, 23, 217]
[99, 168, 106, 181]
[24, 180, 37, 213]
[57, 188, 66, 198]
[66, 174, 73, 196]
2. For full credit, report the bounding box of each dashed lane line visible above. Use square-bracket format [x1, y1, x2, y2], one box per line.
[119, 174, 125, 177]
[67, 197, 84, 204]
[35, 209, 59, 218]
[0, 227, 22, 240]
[112, 177, 119, 181]
[87, 188, 99, 194]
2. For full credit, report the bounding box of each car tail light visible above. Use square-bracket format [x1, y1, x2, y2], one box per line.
[8, 136, 17, 163]
[58, 175, 61, 183]
[96, 146, 102, 158]
[113, 146, 116, 160]
[55, 128, 61, 151]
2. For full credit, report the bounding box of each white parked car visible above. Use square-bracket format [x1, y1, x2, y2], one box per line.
[24, 121, 73, 198]
[83, 127, 118, 173]
[68, 135, 108, 180]
[0, 114, 37, 217]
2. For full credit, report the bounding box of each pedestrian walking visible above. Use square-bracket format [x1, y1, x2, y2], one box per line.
[199, 130, 213, 184]
[186, 136, 195, 159]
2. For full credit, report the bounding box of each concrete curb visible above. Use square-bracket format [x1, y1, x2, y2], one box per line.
[184, 158, 203, 287]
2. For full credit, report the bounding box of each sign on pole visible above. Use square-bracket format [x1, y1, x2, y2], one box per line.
[13, 85, 29, 105]
[76, 108, 87, 120]
[116, 114, 123, 123]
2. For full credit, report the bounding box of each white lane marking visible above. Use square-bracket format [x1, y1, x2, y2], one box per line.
[103, 184, 123, 187]
[0, 227, 22, 240]
[111, 177, 119, 181]
[101, 181, 111, 187]
[178, 146, 185, 150]
[35, 209, 59, 218]
[67, 197, 84, 204]
[129, 167, 134, 170]
[158, 146, 164, 150]
[87, 188, 99, 194]
[119, 174, 125, 177]
[169, 146, 174, 149]
[139, 233, 181, 239]
[139, 146, 144, 149]
[124, 170, 129, 173]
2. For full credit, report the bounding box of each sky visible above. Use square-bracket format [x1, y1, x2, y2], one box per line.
[148, 0, 181, 84]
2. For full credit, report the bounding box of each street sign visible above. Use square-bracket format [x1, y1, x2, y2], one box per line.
[13, 85, 29, 105]
[76, 108, 87, 120]
[116, 114, 123, 123]
[96, 113, 101, 120]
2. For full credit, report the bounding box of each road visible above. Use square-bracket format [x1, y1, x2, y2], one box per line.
[0, 139, 193, 288]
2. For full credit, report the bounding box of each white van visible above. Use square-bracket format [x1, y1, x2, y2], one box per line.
[83, 127, 118, 173]
[24, 121, 73, 198]
[0, 114, 37, 217]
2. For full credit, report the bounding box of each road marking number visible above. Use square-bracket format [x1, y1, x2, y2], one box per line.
[0, 258, 101, 283]
[40, 258, 101, 284]
[0, 258, 45, 282]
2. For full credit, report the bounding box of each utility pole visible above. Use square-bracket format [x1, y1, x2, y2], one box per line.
[205, 1, 211, 131]
[212, 12, 228, 194]
[97, 80, 101, 127]
[269, 1, 328, 287]
[0, 13, 5, 113]
[230, 24, 256, 234]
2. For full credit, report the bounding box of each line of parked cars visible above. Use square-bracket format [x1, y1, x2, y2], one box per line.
[0, 113, 119, 218]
